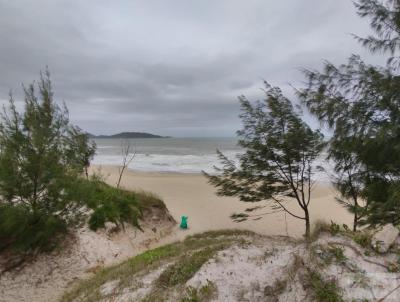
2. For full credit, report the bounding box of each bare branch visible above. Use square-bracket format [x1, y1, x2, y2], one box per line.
[116, 140, 136, 188]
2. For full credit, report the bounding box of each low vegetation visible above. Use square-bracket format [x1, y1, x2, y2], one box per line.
[180, 280, 218, 302]
[156, 247, 222, 288]
[72, 177, 151, 232]
[60, 230, 254, 302]
[60, 228, 400, 301]
[305, 270, 343, 302]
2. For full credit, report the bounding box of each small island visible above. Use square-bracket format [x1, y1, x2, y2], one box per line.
[89, 132, 169, 139]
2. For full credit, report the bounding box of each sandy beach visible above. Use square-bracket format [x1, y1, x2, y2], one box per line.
[94, 165, 353, 239]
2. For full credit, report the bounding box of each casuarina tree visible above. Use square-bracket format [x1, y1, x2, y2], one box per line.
[0, 70, 96, 252]
[205, 83, 324, 238]
[299, 0, 400, 228]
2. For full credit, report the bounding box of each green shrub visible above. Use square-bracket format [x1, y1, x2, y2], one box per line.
[72, 177, 143, 231]
[0, 204, 67, 252]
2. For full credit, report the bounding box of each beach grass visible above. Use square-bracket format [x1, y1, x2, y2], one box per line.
[60, 230, 254, 302]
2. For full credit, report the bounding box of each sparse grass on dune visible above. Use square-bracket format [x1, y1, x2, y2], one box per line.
[60, 226, 400, 302]
[180, 280, 218, 302]
[60, 230, 254, 302]
[186, 229, 256, 240]
[305, 269, 343, 302]
[157, 247, 222, 287]
[144, 247, 224, 302]
[134, 190, 167, 212]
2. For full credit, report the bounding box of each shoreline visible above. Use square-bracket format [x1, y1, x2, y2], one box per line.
[93, 163, 333, 182]
[91, 164, 351, 239]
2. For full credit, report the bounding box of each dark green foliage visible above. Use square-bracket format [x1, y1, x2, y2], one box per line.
[299, 1, 400, 227]
[205, 83, 324, 238]
[0, 204, 67, 252]
[71, 177, 143, 231]
[0, 71, 95, 253]
[354, 0, 400, 64]
[65, 127, 96, 179]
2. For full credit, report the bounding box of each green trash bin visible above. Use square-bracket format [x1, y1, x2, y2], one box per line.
[180, 216, 188, 229]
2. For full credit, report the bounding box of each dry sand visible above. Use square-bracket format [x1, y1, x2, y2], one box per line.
[94, 165, 353, 239]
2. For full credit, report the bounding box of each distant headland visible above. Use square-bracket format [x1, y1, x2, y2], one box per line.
[88, 132, 169, 139]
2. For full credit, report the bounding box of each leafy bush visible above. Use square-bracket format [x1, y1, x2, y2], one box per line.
[62, 174, 161, 232]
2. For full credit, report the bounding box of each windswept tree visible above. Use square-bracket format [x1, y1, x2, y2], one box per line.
[354, 0, 400, 66]
[329, 138, 366, 231]
[0, 70, 96, 252]
[65, 127, 96, 179]
[299, 0, 400, 227]
[205, 83, 324, 238]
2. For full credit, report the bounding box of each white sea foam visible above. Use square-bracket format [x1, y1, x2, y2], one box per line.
[92, 151, 241, 174]
[92, 151, 334, 182]
[91, 138, 334, 182]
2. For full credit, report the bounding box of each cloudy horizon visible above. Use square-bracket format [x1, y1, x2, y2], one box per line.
[0, 0, 385, 137]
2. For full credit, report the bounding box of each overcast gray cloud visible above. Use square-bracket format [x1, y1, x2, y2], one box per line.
[0, 0, 384, 136]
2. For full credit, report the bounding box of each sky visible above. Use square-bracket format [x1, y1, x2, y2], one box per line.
[0, 0, 385, 137]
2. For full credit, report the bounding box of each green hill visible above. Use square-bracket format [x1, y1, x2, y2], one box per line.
[89, 132, 168, 139]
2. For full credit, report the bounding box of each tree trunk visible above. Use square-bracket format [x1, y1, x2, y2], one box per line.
[117, 166, 125, 188]
[353, 207, 358, 232]
[353, 200, 358, 232]
[304, 208, 311, 239]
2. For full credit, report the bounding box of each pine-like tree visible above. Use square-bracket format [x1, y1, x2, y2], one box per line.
[0, 70, 96, 252]
[299, 0, 400, 227]
[205, 83, 324, 238]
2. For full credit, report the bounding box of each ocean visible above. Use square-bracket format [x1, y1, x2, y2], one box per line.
[92, 137, 241, 174]
[92, 137, 333, 181]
